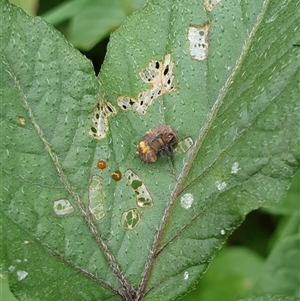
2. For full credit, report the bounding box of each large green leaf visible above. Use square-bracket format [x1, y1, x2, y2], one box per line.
[1, 0, 299, 300]
[42, 0, 147, 50]
[253, 215, 300, 297]
[266, 168, 300, 215]
[238, 295, 299, 301]
[180, 247, 264, 301]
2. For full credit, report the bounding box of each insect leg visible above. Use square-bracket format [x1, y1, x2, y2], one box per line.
[146, 132, 164, 145]
[159, 145, 174, 157]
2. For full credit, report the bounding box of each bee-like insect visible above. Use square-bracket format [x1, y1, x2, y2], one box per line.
[137, 125, 178, 163]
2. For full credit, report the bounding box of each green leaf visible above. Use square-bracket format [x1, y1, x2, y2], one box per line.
[0, 278, 18, 301]
[42, 0, 147, 50]
[8, 0, 38, 15]
[266, 168, 300, 215]
[1, 0, 299, 301]
[253, 215, 300, 298]
[238, 295, 300, 301]
[180, 247, 264, 301]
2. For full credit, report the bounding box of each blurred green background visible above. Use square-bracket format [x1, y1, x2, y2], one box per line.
[2, 1, 299, 300]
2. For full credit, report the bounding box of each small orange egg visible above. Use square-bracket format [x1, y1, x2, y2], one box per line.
[97, 160, 106, 169]
[112, 171, 122, 181]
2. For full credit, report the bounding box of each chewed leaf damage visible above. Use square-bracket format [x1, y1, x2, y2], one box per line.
[174, 136, 194, 155]
[188, 22, 211, 61]
[125, 169, 153, 208]
[117, 54, 176, 115]
[53, 199, 74, 216]
[203, 0, 222, 11]
[121, 208, 142, 230]
[89, 175, 105, 220]
[89, 94, 116, 140]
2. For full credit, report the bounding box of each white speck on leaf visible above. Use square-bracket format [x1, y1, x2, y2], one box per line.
[183, 271, 189, 280]
[181, 193, 194, 209]
[17, 270, 28, 281]
[9, 266, 15, 272]
[231, 162, 240, 174]
[216, 181, 227, 191]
